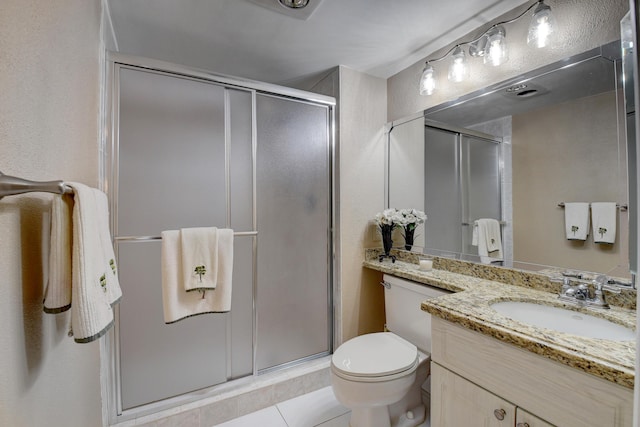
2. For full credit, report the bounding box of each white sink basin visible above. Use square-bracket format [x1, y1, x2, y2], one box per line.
[490, 301, 635, 341]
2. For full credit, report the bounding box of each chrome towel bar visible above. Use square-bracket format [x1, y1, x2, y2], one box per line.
[0, 170, 72, 200]
[557, 202, 628, 211]
[115, 231, 258, 242]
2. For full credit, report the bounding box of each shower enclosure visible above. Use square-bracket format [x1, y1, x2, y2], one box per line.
[104, 55, 335, 419]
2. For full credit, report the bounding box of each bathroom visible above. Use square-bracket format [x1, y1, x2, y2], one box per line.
[0, 0, 637, 426]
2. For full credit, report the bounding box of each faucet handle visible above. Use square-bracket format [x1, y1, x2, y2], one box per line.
[593, 275, 621, 294]
[593, 275, 608, 286]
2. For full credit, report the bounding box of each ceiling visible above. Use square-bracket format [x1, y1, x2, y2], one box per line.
[106, 0, 530, 87]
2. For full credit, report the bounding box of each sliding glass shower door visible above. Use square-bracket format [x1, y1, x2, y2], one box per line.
[110, 63, 333, 414]
[115, 67, 254, 410]
[255, 94, 332, 372]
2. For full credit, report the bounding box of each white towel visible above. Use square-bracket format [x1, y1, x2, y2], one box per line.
[564, 202, 590, 241]
[44, 183, 122, 343]
[44, 193, 73, 313]
[181, 227, 219, 292]
[162, 228, 234, 323]
[591, 202, 617, 244]
[472, 219, 503, 264]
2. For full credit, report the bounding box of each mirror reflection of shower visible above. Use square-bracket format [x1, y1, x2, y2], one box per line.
[388, 120, 503, 263]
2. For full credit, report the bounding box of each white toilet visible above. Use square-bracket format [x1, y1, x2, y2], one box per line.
[331, 274, 450, 427]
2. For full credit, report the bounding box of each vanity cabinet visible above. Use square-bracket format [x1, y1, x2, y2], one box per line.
[430, 317, 633, 427]
[432, 363, 516, 426]
[432, 363, 554, 426]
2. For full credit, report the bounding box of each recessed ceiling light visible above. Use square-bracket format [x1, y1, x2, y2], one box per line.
[279, 0, 310, 8]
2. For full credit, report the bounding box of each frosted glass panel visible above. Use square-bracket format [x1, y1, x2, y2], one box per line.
[115, 69, 255, 409]
[118, 68, 227, 236]
[461, 135, 501, 253]
[118, 242, 228, 410]
[255, 95, 331, 371]
[424, 127, 462, 254]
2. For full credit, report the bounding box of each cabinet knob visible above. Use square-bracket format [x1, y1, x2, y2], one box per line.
[516, 423, 530, 427]
[494, 408, 506, 420]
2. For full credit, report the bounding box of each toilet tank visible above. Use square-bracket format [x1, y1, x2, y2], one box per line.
[383, 274, 451, 353]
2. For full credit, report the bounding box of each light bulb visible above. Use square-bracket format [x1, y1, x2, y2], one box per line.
[527, 1, 556, 48]
[448, 46, 469, 83]
[419, 64, 436, 96]
[484, 26, 508, 66]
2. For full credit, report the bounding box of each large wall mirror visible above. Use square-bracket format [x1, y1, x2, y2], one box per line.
[387, 39, 635, 279]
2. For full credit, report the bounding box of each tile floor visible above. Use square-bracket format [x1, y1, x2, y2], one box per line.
[215, 386, 350, 427]
[214, 386, 431, 427]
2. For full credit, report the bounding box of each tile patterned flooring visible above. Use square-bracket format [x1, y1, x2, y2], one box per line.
[215, 386, 350, 427]
[215, 385, 431, 427]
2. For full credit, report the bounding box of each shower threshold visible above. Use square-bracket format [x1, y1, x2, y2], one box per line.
[111, 355, 331, 427]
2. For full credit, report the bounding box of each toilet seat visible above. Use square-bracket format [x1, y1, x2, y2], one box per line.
[331, 332, 418, 382]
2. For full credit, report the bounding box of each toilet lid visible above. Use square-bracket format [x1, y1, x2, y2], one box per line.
[332, 332, 418, 378]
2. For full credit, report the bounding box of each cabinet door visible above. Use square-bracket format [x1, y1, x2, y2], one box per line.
[516, 408, 555, 427]
[432, 363, 515, 426]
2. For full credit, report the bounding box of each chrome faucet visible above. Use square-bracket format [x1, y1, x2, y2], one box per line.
[557, 275, 621, 309]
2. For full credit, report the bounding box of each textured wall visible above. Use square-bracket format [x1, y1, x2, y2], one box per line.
[337, 66, 388, 342]
[0, 1, 103, 426]
[387, 0, 629, 122]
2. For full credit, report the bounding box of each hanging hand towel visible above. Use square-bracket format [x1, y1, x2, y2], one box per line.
[472, 219, 503, 264]
[161, 229, 234, 324]
[66, 183, 122, 343]
[181, 227, 219, 292]
[591, 202, 617, 244]
[44, 193, 74, 313]
[564, 202, 590, 241]
[95, 188, 122, 306]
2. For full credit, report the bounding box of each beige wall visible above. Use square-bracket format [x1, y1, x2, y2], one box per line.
[0, 1, 104, 426]
[513, 91, 627, 273]
[387, 0, 628, 122]
[337, 66, 388, 342]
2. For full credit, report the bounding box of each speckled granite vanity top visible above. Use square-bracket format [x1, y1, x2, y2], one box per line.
[363, 250, 636, 389]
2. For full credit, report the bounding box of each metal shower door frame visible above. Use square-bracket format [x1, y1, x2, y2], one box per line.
[100, 52, 337, 425]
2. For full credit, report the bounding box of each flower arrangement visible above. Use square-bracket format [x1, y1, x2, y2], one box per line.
[397, 209, 427, 250]
[374, 208, 403, 227]
[374, 209, 401, 262]
[373, 208, 427, 260]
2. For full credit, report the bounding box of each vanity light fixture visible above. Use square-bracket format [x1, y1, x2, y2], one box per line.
[448, 46, 470, 82]
[527, 0, 556, 48]
[484, 26, 508, 66]
[418, 0, 555, 95]
[419, 64, 436, 96]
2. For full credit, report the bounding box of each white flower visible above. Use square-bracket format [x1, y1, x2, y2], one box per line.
[374, 208, 427, 228]
[374, 208, 401, 227]
[398, 208, 427, 226]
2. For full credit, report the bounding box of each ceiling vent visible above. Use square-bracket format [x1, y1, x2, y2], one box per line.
[247, 0, 324, 20]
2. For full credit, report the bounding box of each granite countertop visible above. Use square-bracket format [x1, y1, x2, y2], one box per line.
[363, 257, 636, 389]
